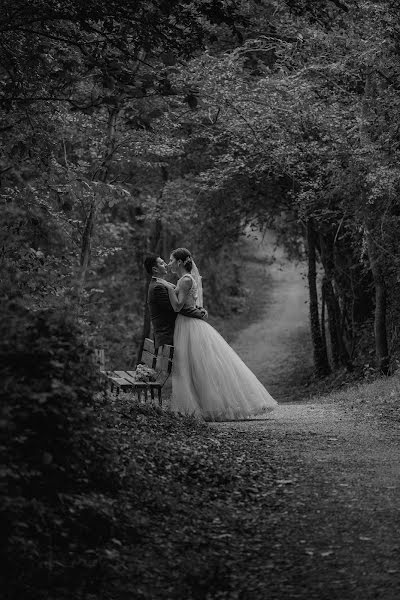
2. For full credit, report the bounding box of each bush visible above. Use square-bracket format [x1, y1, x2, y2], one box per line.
[0, 302, 120, 599]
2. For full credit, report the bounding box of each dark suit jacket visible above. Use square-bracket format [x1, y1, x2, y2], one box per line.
[147, 278, 204, 348]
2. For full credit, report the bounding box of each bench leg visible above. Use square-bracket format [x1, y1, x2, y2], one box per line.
[158, 388, 162, 407]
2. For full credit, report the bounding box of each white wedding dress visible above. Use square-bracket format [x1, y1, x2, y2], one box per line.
[171, 274, 277, 421]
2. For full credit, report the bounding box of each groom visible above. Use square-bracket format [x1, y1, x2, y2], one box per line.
[144, 254, 206, 349]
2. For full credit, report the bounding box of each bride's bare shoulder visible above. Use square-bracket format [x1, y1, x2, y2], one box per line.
[178, 274, 193, 288]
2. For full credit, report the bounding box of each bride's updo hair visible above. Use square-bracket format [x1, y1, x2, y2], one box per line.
[172, 247, 193, 272]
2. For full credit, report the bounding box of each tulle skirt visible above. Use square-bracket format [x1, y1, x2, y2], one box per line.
[171, 315, 278, 421]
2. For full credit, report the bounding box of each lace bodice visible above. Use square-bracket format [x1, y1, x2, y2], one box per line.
[178, 274, 198, 309]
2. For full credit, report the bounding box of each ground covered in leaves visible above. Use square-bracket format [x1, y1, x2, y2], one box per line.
[104, 389, 400, 600]
[95, 396, 285, 600]
[4, 371, 400, 599]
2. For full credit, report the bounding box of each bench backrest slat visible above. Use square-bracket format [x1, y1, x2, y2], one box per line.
[143, 338, 155, 353]
[156, 355, 173, 374]
[142, 349, 158, 369]
[142, 338, 174, 377]
[159, 345, 174, 359]
[93, 348, 105, 370]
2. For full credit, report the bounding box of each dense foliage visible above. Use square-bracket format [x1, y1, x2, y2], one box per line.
[0, 0, 251, 368]
[3, 0, 400, 374]
[0, 304, 121, 598]
[151, 0, 400, 376]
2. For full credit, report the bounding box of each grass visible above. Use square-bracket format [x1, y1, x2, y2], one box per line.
[310, 370, 400, 423]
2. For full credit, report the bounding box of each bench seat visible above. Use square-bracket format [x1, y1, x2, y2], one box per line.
[96, 339, 174, 405]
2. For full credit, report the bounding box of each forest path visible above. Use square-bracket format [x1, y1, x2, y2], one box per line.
[208, 233, 400, 598]
[231, 230, 314, 402]
[212, 402, 400, 599]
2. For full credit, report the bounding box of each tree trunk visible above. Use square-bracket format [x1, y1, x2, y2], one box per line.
[134, 275, 152, 367]
[134, 223, 163, 367]
[366, 230, 389, 374]
[319, 231, 352, 369]
[162, 226, 170, 262]
[307, 220, 331, 377]
[74, 107, 120, 301]
[77, 198, 96, 298]
[320, 279, 328, 363]
[360, 72, 389, 374]
[321, 276, 336, 367]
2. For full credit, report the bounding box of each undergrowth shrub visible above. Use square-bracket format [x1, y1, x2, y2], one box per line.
[0, 302, 121, 599]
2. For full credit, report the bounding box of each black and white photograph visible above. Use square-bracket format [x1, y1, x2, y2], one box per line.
[2, 1, 400, 598]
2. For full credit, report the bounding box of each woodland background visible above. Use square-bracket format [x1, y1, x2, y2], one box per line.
[2, 1, 400, 598]
[3, 0, 400, 375]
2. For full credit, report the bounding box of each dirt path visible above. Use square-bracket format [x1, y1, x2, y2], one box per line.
[212, 233, 400, 597]
[213, 402, 400, 599]
[231, 230, 314, 402]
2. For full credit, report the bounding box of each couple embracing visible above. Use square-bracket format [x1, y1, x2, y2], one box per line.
[144, 247, 277, 422]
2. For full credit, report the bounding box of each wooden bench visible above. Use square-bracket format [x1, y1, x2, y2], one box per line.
[95, 339, 174, 406]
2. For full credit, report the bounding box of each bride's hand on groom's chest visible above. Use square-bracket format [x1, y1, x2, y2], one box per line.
[156, 278, 176, 290]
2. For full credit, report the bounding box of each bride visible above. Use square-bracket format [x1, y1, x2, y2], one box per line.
[161, 247, 277, 421]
